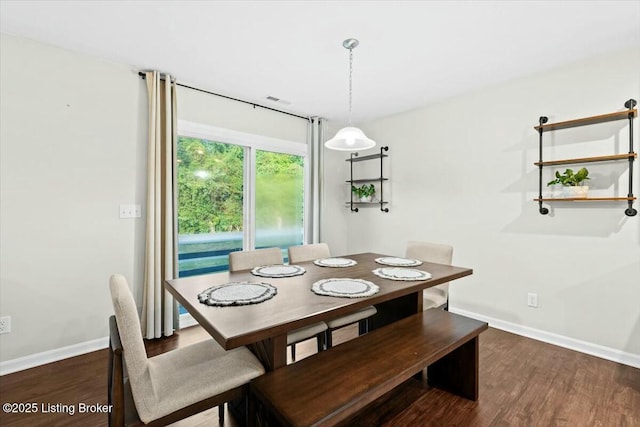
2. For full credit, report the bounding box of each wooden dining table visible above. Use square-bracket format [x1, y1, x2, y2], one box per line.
[165, 252, 473, 371]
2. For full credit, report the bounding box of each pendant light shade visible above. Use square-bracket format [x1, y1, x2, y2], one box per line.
[325, 38, 376, 151]
[324, 126, 376, 151]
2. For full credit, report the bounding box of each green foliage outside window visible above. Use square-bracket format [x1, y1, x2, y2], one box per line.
[177, 137, 303, 235]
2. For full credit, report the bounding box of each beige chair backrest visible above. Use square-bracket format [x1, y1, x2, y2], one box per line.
[288, 243, 331, 264]
[229, 247, 283, 272]
[406, 241, 454, 292]
[109, 274, 155, 419]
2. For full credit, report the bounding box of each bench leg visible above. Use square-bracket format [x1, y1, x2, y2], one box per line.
[427, 336, 480, 401]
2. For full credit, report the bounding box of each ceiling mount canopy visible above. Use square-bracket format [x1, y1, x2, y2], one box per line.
[325, 38, 376, 151]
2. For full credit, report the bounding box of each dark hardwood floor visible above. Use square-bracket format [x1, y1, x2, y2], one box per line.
[1, 323, 638, 426]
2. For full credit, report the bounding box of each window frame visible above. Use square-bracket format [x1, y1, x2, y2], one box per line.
[177, 120, 310, 253]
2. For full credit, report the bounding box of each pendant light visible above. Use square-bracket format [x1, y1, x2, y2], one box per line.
[325, 38, 376, 151]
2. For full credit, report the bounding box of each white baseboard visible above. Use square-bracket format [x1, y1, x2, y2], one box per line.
[449, 307, 640, 369]
[0, 336, 109, 376]
[4, 309, 637, 375]
[1, 313, 201, 376]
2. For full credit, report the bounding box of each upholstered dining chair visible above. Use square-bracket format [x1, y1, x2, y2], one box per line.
[405, 241, 454, 310]
[228, 248, 327, 362]
[108, 274, 265, 426]
[287, 243, 331, 264]
[287, 243, 377, 349]
[229, 247, 283, 272]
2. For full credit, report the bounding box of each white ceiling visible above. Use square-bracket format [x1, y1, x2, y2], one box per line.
[1, 1, 639, 123]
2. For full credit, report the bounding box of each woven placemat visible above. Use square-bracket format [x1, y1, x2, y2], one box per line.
[198, 281, 277, 306]
[372, 267, 431, 281]
[251, 264, 306, 278]
[311, 278, 379, 298]
[313, 258, 357, 268]
[374, 257, 423, 266]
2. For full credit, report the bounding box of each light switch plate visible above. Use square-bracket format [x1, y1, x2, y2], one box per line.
[119, 204, 141, 219]
[0, 316, 11, 334]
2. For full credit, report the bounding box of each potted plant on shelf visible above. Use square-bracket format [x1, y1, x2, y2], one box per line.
[352, 183, 376, 202]
[547, 167, 590, 198]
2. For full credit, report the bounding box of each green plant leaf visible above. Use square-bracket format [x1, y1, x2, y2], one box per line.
[352, 184, 376, 197]
[547, 167, 590, 187]
[575, 167, 589, 181]
[547, 168, 590, 187]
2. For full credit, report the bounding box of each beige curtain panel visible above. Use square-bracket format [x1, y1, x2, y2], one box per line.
[307, 118, 325, 243]
[141, 70, 178, 339]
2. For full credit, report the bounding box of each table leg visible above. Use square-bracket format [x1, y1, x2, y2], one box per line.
[249, 333, 288, 371]
[370, 292, 422, 330]
[427, 335, 480, 400]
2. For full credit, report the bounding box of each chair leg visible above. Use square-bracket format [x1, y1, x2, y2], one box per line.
[444, 298, 449, 311]
[218, 403, 225, 425]
[317, 332, 325, 353]
[247, 392, 256, 427]
[325, 329, 333, 349]
[291, 343, 296, 362]
[107, 341, 113, 409]
[358, 318, 369, 335]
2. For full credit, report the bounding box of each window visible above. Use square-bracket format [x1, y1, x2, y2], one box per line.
[176, 137, 244, 276]
[255, 149, 305, 258]
[176, 121, 308, 324]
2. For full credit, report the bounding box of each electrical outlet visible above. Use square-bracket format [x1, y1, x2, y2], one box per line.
[527, 293, 539, 308]
[0, 316, 11, 334]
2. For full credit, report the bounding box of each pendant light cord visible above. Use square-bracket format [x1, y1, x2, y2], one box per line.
[325, 38, 376, 151]
[348, 47, 353, 126]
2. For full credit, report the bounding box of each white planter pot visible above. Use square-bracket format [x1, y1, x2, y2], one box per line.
[562, 186, 589, 198]
[360, 195, 373, 202]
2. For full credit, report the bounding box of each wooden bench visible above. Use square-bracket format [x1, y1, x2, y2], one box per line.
[250, 309, 488, 427]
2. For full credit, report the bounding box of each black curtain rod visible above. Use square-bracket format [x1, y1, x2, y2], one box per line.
[138, 71, 310, 121]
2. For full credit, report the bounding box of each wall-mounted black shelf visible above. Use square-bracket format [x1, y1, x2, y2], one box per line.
[534, 153, 637, 167]
[346, 146, 389, 212]
[348, 152, 389, 162]
[534, 109, 636, 131]
[535, 99, 637, 216]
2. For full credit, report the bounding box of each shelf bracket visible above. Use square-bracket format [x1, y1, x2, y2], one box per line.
[625, 99, 637, 216]
[350, 152, 359, 212]
[380, 146, 389, 212]
[537, 116, 549, 215]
